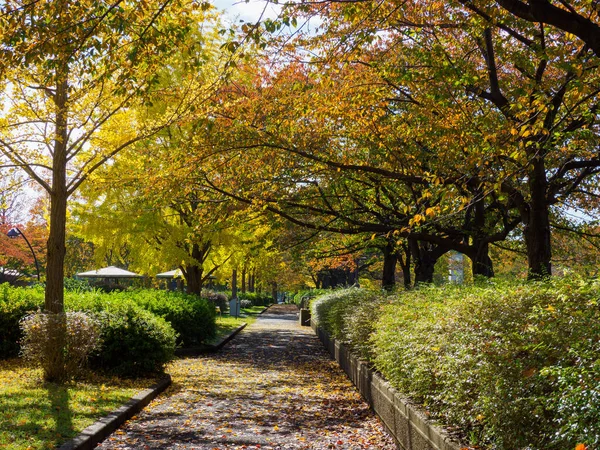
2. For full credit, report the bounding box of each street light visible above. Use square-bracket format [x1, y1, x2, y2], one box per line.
[7, 227, 40, 282]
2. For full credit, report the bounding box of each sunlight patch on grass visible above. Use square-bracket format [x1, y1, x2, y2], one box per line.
[0, 359, 157, 450]
[207, 312, 258, 345]
[242, 305, 267, 315]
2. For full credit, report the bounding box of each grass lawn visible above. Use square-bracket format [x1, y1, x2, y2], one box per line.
[241, 305, 268, 315]
[207, 306, 268, 345]
[0, 359, 158, 450]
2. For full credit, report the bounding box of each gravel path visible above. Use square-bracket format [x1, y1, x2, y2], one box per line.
[96, 304, 397, 449]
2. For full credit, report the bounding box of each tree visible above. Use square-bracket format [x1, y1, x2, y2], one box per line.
[194, 54, 521, 283]
[0, 0, 218, 311]
[261, 0, 600, 278]
[0, 0, 218, 380]
[478, 0, 600, 56]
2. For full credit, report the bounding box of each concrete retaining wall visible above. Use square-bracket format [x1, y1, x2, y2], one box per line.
[312, 321, 464, 450]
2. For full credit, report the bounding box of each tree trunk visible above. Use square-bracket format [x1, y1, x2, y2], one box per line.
[409, 238, 446, 284]
[382, 239, 397, 290]
[249, 269, 255, 292]
[184, 264, 203, 296]
[397, 243, 412, 289]
[271, 281, 277, 303]
[470, 241, 494, 278]
[468, 185, 494, 278]
[241, 263, 246, 293]
[524, 159, 552, 278]
[45, 78, 69, 314]
[46, 186, 68, 313]
[232, 268, 238, 298]
[184, 241, 209, 296]
[43, 71, 69, 382]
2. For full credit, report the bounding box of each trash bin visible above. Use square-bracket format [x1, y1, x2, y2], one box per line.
[229, 298, 240, 317]
[299, 308, 311, 326]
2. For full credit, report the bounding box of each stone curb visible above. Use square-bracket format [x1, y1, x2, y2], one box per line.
[174, 322, 247, 357]
[57, 375, 172, 450]
[58, 316, 253, 449]
[312, 322, 467, 450]
[211, 322, 247, 351]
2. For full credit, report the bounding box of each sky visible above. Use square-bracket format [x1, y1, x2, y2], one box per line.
[211, 0, 282, 23]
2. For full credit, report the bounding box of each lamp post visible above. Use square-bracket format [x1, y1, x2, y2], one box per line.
[8, 227, 40, 282]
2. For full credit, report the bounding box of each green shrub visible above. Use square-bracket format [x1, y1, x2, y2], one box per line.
[311, 288, 363, 339]
[63, 277, 94, 292]
[202, 289, 229, 313]
[20, 311, 101, 380]
[0, 284, 43, 358]
[239, 291, 272, 306]
[341, 291, 388, 361]
[89, 302, 176, 377]
[310, 278, 600, 448]
[371, 279, 600, 449]
[240, 299, 253, 308]
[123, 290, 216, 346]
[294, 289, 328, 308]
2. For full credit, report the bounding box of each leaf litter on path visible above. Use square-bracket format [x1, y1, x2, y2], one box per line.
[97, 304, 396, 449]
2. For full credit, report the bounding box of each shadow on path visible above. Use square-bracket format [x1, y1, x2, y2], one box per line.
[97, 304, 396, 450]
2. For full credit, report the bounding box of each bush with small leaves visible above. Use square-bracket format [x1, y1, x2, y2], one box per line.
[240, 299, 253, 308]
[0, 284, 44, 358]
[239, 292, 273, 306]
[311, 287, 375, 340]
[89, 302, 176, 378]
[293, 289, 328, 309]
[113, 290, 216, 347]
[20, 311, 101, 381]
[63, 277, 94, 293]
[311, 278, 600, 448]
[202, 290, 228, 313]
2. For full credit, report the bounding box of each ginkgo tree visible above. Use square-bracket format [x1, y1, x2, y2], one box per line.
[0, 0, 219, 312]
[0, 0, 225, 381]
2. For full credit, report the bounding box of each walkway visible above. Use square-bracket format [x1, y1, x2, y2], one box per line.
[97, 304, 396, 449]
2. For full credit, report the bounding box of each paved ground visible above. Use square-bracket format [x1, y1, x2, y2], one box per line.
[96, 304, 397, 449]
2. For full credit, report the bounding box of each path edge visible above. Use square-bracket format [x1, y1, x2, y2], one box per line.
[175, 322, 248, 357]
[312, 321, 467, 450]
[57, 375, 172, 450]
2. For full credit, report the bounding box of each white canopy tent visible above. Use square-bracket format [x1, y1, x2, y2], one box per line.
[76, 266, 143, 278]
[156, 269, 183, 279]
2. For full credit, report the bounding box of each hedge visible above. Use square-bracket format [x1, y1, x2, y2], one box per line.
[311, 278, 600, 449]
[0, 285, 216, 376]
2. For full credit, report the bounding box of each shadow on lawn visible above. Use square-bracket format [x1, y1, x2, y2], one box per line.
[46, 382, 74, 439]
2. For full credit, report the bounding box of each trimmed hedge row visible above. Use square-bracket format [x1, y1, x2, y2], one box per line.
[238, 291, 273, 307]
[311, 278, 600, 449]
[112, 290, 216, 347]
[0, 285, 216, 377]
[0, 284, 42, 358]
[292, 289, 329, 308]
